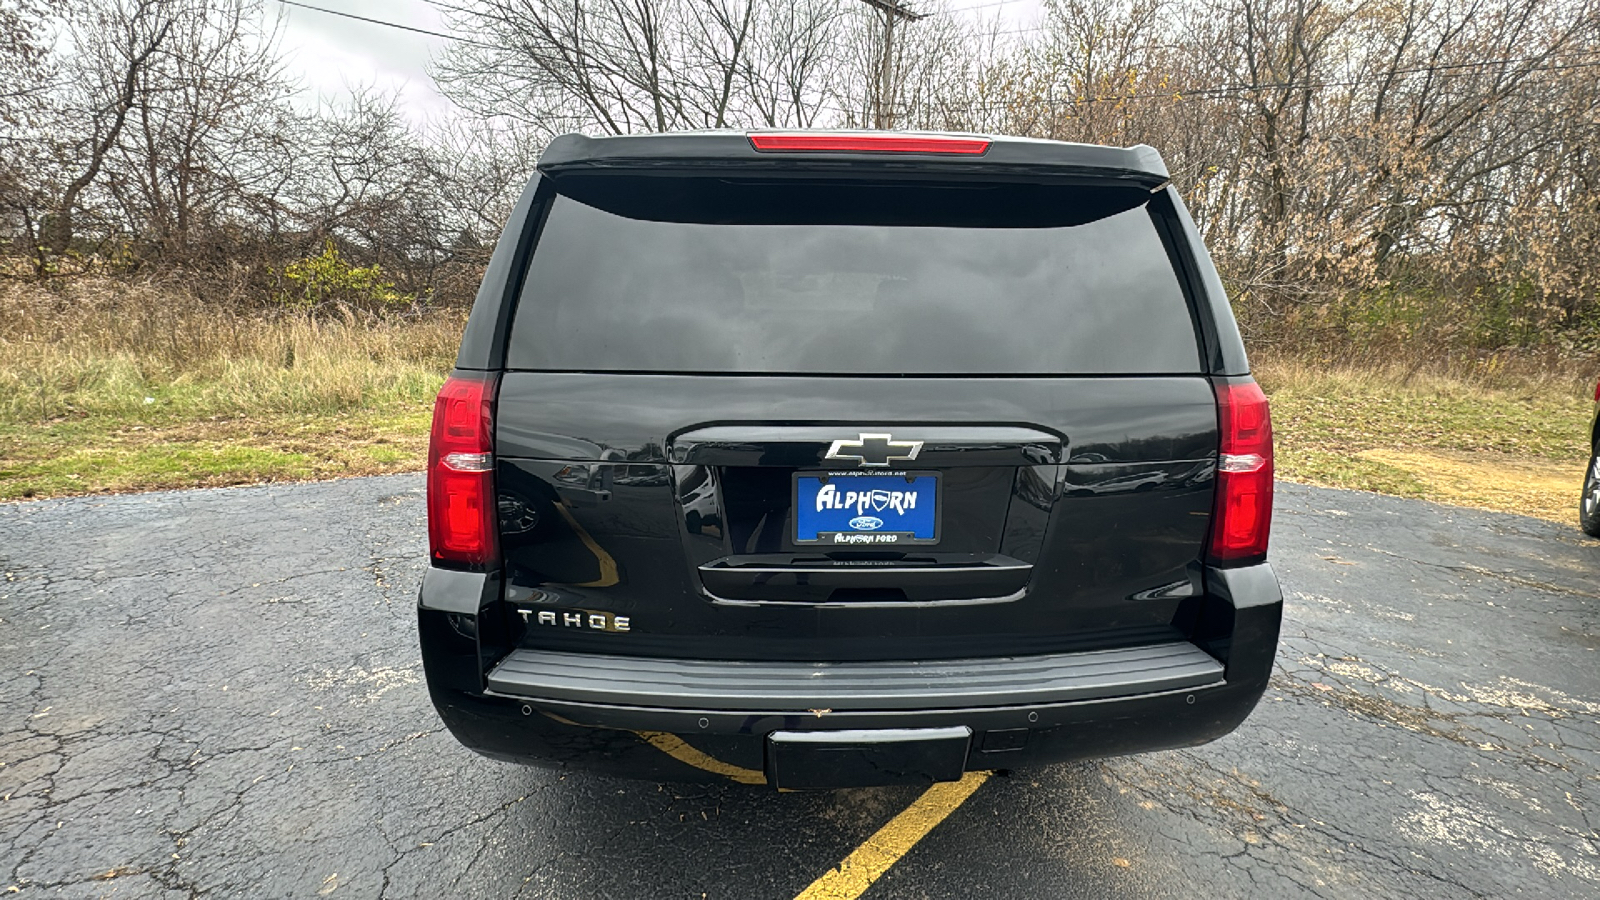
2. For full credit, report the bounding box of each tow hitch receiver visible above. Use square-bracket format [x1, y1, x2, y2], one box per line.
[766, 727, 972, 790]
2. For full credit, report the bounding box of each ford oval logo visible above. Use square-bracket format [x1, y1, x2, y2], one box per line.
[849, 516, 883, 531]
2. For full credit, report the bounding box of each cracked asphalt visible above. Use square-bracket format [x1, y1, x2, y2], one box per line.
[2, 476, 1598, 898]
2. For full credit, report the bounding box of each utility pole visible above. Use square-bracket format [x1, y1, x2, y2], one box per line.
[858, 0, 924, 130]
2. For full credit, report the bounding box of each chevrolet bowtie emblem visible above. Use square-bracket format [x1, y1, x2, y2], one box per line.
[824, 433, 924, 468]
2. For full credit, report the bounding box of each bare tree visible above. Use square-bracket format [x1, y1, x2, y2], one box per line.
[831, 0, 999, 129]
[741, 0, 847, 127]
[45, 0, 175, 256]
[856, 0, 924, 128]
[105, 0, 291, 262]
[0, 0, 60, 128]
[434, 0, 865, 134]
[1352, 0, 1600, 270]
[0, 0, 65, 268]
[0, 0, 1597, 346]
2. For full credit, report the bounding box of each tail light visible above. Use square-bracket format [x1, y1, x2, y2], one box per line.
[1207, 379, 1273, 566]
[427, 372, 499, 568]
[748, 133, 991, 155]
[1593, 378, 1599, 402]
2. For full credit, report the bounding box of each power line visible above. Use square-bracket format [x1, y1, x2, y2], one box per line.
[273, 0, 501, 48]
[857, 0, 926, 129]
[939, 0, 1026, 13]
[836, 44, 1600, 118]
[862, 0, 928, 19]
[949, 47, 1600, 113]
[420, 0, 486, 17]
[421, 0, 1024, 21]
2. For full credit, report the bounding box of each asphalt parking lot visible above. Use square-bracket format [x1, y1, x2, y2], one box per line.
[2, 475, 1598, 898]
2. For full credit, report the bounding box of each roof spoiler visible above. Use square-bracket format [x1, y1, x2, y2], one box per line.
[537, 131, 1171, 191]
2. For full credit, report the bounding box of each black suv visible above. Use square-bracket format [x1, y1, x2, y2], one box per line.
[418, 131, 1283, 790]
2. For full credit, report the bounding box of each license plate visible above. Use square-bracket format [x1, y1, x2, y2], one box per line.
[793, 472, 939, 546]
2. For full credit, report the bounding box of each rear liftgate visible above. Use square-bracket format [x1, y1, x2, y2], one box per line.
[678, 424, 1059, 607]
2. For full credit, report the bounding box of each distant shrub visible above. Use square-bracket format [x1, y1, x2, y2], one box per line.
[278, 242, 409, 312]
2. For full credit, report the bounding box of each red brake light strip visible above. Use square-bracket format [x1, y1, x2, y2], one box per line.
[748, 134, 991, 155]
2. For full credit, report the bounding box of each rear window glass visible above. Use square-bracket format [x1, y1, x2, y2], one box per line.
[506, 178, 1200, 374]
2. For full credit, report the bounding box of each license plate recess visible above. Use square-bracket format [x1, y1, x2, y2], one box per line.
[792, 471, 940, 546]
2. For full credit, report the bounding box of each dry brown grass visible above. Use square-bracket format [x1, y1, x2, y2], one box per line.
[0, 276, 464, 421]
[0, 276, 463, 499]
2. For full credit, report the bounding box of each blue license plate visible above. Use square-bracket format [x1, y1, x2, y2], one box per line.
[793, 472, 939, 546]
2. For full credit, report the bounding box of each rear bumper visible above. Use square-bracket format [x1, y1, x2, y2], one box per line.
[418, 563, 1283, 787]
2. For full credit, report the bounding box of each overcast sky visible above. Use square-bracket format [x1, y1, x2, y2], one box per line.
[272, 0, 1045, 127]
[274, 0, 455, 126]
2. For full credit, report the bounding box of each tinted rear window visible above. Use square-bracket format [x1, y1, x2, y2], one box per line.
[507, 178, 1200, 374]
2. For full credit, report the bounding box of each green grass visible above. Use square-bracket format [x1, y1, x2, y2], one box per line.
[1257, 359, 1595, 524]
[1263, 369, 1586, 458]
[1270, 447, 1430, 498]
[364, 444, 412, 465]
[0, 444, 315, 501]
[0, 408, 436, 500]
[0, 277, 456, 499]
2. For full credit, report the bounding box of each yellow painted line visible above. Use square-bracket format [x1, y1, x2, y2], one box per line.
[551, 502, 620, 587]
[539, 711, 767, 785]
[795, 771, 991, 900]
[637, 731, 768, 785]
